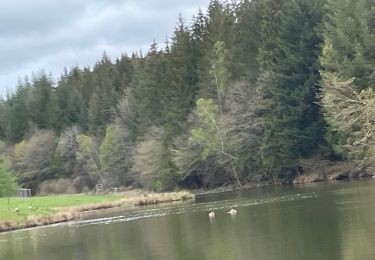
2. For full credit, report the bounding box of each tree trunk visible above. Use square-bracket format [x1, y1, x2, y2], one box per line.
[230, 158, 241, 187]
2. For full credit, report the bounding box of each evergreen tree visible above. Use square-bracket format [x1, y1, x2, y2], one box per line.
[322, 0, 375, 90]
[210, 41, 231, 116]
[230, 0, 262, 82]
[0, 101, 6, 140]
[0, 162, 17, 209]
[55, 73, 84, 132]
[257, 0, 286, 71]
[197, 1, 235, 98]
[88, 91, 103, 135]
[259, 0, 326, 178]
[206, 0, 234, 47]
[4, 81, 30, 143]
[115, 53, 134, 94]
[27, 72, 54, 129]
[162, 17, 197, 138]
[127, 44, 165, 139]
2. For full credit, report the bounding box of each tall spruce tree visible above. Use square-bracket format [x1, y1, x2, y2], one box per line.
[162, 17, 197, 139]
[229, 0, 262, 82]
[197, 1, 235, 99]
[27, 72, 54, 130]
[0, 101, 6, 140]
[322, 0, 375, 90]
[5, 81, 30, 143]
[127, 44, 165, 139]
[259, 0, 326, 178]
[257, 0, 285, 71]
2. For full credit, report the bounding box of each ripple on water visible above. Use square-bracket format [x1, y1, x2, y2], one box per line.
[75, 192, 317, 227]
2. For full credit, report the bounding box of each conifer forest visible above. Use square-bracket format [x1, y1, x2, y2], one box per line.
[1, 0, 374, 193]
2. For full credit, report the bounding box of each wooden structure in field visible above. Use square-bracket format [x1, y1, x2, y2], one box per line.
[95, 184, 104, 194]
[16, 188, 31, 198]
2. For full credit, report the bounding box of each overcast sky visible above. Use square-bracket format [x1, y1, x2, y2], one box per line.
[0, 0, 210, 96]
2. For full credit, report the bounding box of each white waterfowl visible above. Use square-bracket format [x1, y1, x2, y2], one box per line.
[228, 207, 237, 215]
[208, 209, 215, 218]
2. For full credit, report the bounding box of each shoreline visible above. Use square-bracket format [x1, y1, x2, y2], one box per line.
[2, 159, 373, 234]
[192, 160, 374, 196]
[193, 177, 375, 197]
[0, 191, 194, 233]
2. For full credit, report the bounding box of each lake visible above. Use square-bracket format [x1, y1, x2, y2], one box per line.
[1, 180, 375, 260]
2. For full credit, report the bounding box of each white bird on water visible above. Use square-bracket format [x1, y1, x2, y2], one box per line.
[227, 207, 237, 215]
[208, 209, 215, 218]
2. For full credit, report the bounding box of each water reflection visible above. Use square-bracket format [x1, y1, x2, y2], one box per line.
[2, 181, 375, 259]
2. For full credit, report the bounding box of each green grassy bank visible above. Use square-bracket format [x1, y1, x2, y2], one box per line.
[0, 191, 194, 232]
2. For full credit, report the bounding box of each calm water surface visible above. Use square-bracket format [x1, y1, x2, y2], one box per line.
[1, 181, 375, 260]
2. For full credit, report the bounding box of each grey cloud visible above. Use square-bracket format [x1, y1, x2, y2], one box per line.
[0, 0, 87, 37]
[0, 0, 210, 96]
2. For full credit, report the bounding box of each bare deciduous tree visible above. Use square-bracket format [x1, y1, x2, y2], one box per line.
[321, 72, 375, 171]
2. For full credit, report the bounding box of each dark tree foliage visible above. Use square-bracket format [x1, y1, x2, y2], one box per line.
[162, 17, 198, 139]
[128, 43, 165, 139]
[0, 0, 353, 192]
[229, 0, 262, 82]
[258, 0, 327, 177]
[4, 81, 30, 143]
[322, 0, 375, 90]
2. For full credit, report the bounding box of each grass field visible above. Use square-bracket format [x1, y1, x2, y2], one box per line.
[0, 193, 125, 223]
[0, 191, 194, 232]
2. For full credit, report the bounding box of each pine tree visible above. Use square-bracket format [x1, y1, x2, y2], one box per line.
[162, 16, 197, 139]
[115, 53, 134, 94]
[322, 0, 375, 90]
[127, 55, 145, 139]
[258, 0, 326, 178]
[5, 80, 30, 143]
[127, 44, 165, 139]
[55, 72, 85, 132]
[88, 91, 110, 136]
[229, 0, 262, 82]
[27, 72, 54, 129]
[206, 0, 234, 47]
[197, 1, 235, 98]
[257, 0, 286, 71]
[0, 101, 6, 140]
